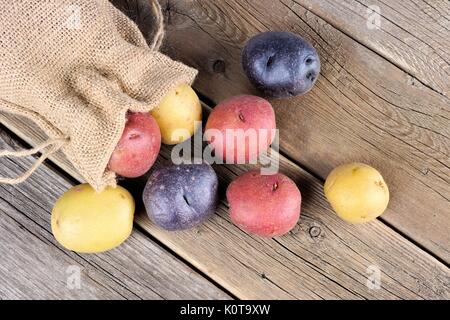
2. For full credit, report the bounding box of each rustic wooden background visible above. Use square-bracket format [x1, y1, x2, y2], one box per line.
[0, 0, 449, 299]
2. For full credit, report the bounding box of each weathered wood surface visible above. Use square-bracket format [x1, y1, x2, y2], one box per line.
[292, 0, 450, 97]
[1, 0, 449, 300]
[1, 111, 449, 299]
[158, 0, 450, 263]
[0, 130, 230, 300]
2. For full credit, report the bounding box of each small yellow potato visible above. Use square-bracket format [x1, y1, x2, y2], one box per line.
[151, 84, 202, 145]
[51, 184, 135, 253]
[324, 163, 389, 224]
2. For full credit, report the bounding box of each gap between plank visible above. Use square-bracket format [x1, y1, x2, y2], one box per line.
[196, 93, 450, 269]
[0, 123, 236, 299]
[133, 223, 238, 299]
[1, 96, 448, 286]
[289, 0, 449, 100]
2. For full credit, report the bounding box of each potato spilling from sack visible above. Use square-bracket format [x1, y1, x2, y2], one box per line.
[324, 163, 389, 223]
[51, 184, 135, 253]
[108, 112, 161, 178]
[151, 84, 202, 145]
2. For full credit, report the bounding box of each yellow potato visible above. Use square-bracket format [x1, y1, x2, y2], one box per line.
[51, 184, 135, 253]
[151, 84, 202, 145]
[324, 163, 389, 224]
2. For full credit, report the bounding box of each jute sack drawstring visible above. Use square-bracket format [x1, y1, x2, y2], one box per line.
[0, 0, 198, 191]
[0, 137, 68, 184]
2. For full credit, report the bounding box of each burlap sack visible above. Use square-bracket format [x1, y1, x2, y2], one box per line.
[0, 0, 197, 191]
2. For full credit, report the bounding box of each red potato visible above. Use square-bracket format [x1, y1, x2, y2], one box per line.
[108, 112, 161, 178]
[226, 170, 301, 237]
[205, 95, 276, 163]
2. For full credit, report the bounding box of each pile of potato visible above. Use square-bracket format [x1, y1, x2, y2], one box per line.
[51, 32, 389, 253]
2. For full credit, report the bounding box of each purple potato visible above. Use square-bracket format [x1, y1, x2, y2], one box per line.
[143, 162, 218, 230]
[242, 31, 321, 98]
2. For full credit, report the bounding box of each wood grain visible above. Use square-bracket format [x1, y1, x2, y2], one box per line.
[158, 0, 450, 263]
[1, 110, 449, 299]
[292, 0, 450, 97]
[0, 130, 230, 300]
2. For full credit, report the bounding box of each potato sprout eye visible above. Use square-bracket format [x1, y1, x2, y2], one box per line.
[266, 55, 274, 67]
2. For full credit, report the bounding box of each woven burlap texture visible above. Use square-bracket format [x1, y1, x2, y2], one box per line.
[0, 0, 197, 191]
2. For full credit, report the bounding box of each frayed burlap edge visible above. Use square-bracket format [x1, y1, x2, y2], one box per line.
[0, 0, 198, 192]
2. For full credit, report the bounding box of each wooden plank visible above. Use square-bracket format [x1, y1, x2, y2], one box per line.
[291, 0, 450, 97]
[1, 111, 449, 299]
[0, 202, 122, 299]
[158, 0, 450, 263]
[0, 130, 230, 300]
